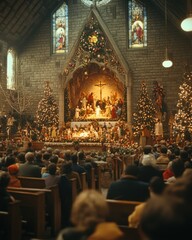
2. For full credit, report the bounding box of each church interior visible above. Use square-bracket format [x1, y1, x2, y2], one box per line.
[0, 0, 191, 147]
[0, 1, 192, 239]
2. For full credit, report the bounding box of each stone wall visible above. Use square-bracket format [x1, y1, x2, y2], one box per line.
[1, 0, 192, 123]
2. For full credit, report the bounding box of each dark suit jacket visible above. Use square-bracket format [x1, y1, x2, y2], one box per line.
[106, 176, 149, 201]
[18, 162, 41, 178]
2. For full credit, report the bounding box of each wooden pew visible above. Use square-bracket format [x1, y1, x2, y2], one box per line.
[0, 200, 22, 240]
[106, 199, 142, 226]
[18, 176, 46, 188]
[18, 175, 77, 202]
[8, 185, 61, 236]
[88, 167, 96, 189]
[7, 190, 46, 239]
[112, 155, 124, 180]
[18, 176, 78, 233]
[119, 225, 142, 240]
[18, 176, 61, 235]
[80, 172, 88, 190]
[95, 165, 102, 192]
[88, 166, 102, 192]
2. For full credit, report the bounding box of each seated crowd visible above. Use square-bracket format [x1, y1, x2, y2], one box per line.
[0, 139, 192, 239]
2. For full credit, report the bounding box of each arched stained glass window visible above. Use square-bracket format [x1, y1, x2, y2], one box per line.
[128, 0, 147, 48]
[7, 48, 16, 90]
[52, 2, 68, 54]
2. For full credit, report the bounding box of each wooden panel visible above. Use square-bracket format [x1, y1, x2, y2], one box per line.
[106, 199, 142, 226]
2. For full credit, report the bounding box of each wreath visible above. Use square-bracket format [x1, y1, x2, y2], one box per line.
[80, 23, 106, 56]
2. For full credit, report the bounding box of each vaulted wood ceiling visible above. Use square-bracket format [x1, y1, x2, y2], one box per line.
[0, 0, 190, 49]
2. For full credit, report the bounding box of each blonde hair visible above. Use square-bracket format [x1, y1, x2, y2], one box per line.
[71, 189, 109, 231]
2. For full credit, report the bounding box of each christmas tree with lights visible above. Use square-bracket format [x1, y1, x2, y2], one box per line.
[132, 82, 156, 137]
[35, 82, 59, 129]
[173, 67, 192, 140]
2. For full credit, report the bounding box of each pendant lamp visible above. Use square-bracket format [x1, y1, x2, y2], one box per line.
[181, 0, 192, 32]
[162, 0, 173, 68]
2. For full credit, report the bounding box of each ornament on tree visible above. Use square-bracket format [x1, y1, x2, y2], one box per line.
[35, 82, 59, 129]
[132, 82, 157, 137]
[173, 66, 192, 140]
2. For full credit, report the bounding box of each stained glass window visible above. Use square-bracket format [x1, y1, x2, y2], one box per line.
[7, 48, 16, 90]
[128, 0, 147, 48]
[52, 2, 68, 54]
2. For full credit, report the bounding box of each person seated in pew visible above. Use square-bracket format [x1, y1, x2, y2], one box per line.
[128, 176, 166, 228]
[78, 151, 92, 185]
[71, 152, 86, 175]
[61, 161, 82, 193]
[139, 172, 192, 240]
[57, 189, 123, 240]
[43, 163, 60, 188]
[107, 165, 149, 201]
[7, 164, 21, 188]
[0, 171, 15, 211]
[18, 152, 41, 178]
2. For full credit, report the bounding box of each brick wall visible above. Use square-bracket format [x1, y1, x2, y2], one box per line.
[2, 0, 192, 122]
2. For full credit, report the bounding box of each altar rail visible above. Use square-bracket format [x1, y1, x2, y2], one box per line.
[44, 142, 103, 152]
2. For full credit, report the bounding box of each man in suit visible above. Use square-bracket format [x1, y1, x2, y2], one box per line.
[106, 165, 149, 201]
[18, 152, 41, 178]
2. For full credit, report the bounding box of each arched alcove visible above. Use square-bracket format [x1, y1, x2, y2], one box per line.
[63, 62, 126, 122]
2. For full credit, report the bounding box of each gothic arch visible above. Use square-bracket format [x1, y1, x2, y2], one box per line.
[58, 7, 132, 125]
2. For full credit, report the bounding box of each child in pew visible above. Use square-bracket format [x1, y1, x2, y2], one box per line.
[57, 189, 123, 240]
[0, 171, 15, 211]
[128, 176, 166, 228]
[7, 164, 21, 187]
[43, 163, 60, 188]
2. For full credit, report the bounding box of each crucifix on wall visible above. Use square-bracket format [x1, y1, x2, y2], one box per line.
[95, 80, 106, 100]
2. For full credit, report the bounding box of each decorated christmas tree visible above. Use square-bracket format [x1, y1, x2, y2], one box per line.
[173, 66, 192, 139]
[35, 82, 59, 128]
[132, 82, 157, 137]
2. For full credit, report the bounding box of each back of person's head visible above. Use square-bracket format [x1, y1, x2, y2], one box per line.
[179, 150, 189, 161]
[8, 164, 19, 176]
[49, 155, 59, 164]
[53, 149, 60, 156]
[43, 152, 51, 161]
[171, 159, 185, 178]
[143, 145, 152, 154]
[149, 176, 165, 195]
[61, 161, 73, 174]
[48, 163, 57, 175]
[140, 195, 192, 240]
[71, 153, 78, 164]
[71, 189, 109, 231]
[64, 150, 71, 161]
[168, 153, 176, 161]
[164, 173, 192, 203]
[124, 165, 139, 177]
[17, 152, 26, 163]
[46, 147, 53, 154]
[78, 151, 85, 161]
[35, 151, 42, 162]
[5, 155, 16, 167]
[173, 147, 180, 156]
[160, 145, 167, 154]
[0, 171, 10, 188]
[25, 152, 35, 163]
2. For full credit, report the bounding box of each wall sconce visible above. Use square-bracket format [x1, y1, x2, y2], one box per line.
[181, 0, 192, 32]
[162, 0, 173, 68]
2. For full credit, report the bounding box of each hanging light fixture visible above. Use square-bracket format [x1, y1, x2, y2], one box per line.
[162, 0, 173, 68]
[181, 0, 192, 32]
